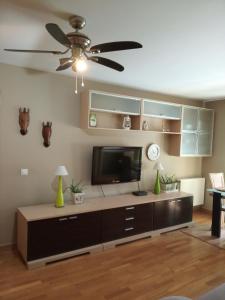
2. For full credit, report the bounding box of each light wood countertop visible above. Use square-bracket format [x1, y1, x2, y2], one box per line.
[17, 191, 192, 221]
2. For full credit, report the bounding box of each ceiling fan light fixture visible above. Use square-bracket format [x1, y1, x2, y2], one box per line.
[75, 58, 87, 72]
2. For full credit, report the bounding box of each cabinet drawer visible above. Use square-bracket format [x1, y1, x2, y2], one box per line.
[102, 203, 153, 242]
[27, 211, 101, 261]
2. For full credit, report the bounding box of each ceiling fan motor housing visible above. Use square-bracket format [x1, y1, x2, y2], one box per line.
[67, 32, 91, 49]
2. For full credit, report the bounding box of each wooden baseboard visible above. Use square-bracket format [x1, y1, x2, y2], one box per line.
[26, 244, 103, 269]
[193, 205, 204, 211]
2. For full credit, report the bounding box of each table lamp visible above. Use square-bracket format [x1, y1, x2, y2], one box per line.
[55, 165, 68, 208]
[153, 161, 164, 194]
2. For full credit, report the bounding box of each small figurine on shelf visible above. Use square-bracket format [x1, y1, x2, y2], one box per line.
[142, 120, 149, 131]
[89, 113, 97, 127]
[122, 115, 131, 130]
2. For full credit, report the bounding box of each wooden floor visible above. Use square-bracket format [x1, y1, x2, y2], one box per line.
[1, 210, 225, 300]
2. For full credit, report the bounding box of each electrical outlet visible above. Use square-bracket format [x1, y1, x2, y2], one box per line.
[21, 169, 29, 176]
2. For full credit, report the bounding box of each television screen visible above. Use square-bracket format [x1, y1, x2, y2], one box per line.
[92, 146, 142, 185]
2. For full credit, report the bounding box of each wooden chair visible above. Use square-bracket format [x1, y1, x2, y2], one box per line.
[209, 173, 225, 227]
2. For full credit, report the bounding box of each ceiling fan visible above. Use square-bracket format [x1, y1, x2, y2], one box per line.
[4, 15, 143, 74]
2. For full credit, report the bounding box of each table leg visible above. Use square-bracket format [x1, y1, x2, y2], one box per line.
[212, 192, 221, 237]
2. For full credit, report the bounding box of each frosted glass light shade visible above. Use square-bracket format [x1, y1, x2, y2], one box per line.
[153, 162, 164, 171]
[55, 165, 68, 176]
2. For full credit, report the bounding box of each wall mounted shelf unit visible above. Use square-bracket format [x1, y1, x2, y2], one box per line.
[80, 90, 214, 156]
[169, 106, 214, 157]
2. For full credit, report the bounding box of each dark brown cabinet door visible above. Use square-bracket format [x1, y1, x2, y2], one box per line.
[154, 197, 193, 230]
[154, 200, 175, 230]
[27, 211, 101, 261]
[134, 203, 153, 234]
[174, 197, 193, 225]
[102, 207, 125, 242]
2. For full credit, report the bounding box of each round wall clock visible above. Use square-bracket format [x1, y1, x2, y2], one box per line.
[146, 143, 160, 161]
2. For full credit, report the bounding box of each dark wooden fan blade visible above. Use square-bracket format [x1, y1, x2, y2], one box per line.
[56, 61, 73, 71]
[46, 23, 71, 48]
[4, 49, 64, 54]
[88, 56, 124, 72]
[90, 41, 142, 53]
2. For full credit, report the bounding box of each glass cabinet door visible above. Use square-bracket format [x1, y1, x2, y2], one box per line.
[198, 109, 214, 132]
[91, 92, 141, 115]
[181, 133, 197, 155]
[143, 100, 182, 119]
[197, 132, 212, 155]
[182, 107, 198, 131]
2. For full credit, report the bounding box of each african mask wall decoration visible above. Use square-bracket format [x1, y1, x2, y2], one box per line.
[42, 122, 52, 147]
[19, 108, 30, 135]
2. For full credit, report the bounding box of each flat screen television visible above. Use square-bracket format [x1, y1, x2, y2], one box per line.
[91, 146, 142, 185]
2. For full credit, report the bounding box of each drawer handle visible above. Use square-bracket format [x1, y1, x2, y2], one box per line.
[125, 206, 135, 210]
[69, 216, 78, 220]
[58, 217, 68, 222]
[177, 199, 182, 202]
[125, 227, 134, 231]
[170, 200, 176, 203]
[125, 217, 135, 221]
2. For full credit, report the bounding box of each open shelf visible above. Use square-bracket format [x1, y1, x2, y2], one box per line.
[141, 116, 181, 134]
[88, 110, 141, 131]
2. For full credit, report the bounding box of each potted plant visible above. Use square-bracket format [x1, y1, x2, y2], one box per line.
[67, 180, 85, 204]
[160, 174, 178, 193]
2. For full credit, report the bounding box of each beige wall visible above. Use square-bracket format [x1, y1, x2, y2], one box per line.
[202, 100, 225, 210]
[0, 63, 203, 245]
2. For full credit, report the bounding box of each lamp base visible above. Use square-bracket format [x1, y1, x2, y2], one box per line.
[154, 170, 161, 194]
[55, 176, 65, 208]
[55, 204, 64, 208]
[132, 191, 148, 196]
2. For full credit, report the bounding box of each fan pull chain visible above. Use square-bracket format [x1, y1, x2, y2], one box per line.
[74, 72, 78, 94]
[81, 74, 84, 87]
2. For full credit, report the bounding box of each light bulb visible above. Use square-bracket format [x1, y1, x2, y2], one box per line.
[76, 58, 87, 72]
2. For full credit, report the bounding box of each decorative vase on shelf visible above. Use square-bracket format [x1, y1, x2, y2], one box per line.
[89, 113, 97, 127]
[142, 120, 149, 131]
[122, 115, 131, 130]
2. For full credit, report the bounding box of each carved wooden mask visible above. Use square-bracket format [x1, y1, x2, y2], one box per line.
[19, 108, 30, 135]
[42, 122, 52, 147]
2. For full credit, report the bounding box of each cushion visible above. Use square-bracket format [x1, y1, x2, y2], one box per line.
[198, 283, 225, 300]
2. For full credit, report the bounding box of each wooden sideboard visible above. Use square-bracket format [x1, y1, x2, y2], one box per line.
[17, 192, 193, 268]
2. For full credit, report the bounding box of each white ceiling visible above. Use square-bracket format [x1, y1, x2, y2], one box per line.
[1, 0, 225, 100]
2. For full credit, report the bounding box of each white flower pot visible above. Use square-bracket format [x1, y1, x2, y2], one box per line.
[161, 182, 178, 193]
[72, 192, 85, 204]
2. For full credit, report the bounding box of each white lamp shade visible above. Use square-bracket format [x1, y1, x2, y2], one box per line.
[153, 161, 164, 171]
[55, 165, 68, 176]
